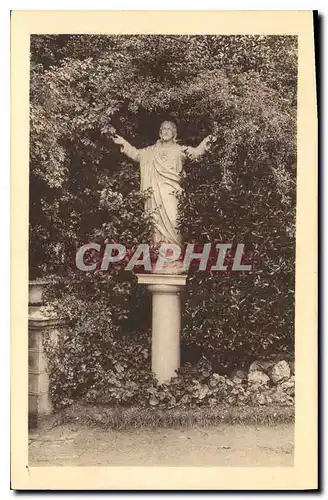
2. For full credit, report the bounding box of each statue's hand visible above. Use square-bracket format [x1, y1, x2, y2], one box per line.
[112, 134, 125, 146]
[207, 134, 217, 143]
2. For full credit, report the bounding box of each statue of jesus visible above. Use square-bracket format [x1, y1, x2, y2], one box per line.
[111, 121, 217, 246]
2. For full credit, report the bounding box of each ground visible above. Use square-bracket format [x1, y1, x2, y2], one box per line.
[29, 423, 294, 467]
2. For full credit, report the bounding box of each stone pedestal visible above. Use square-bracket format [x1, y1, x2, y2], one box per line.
[28, 280, 67, 428]
[137, 274, 187, 383]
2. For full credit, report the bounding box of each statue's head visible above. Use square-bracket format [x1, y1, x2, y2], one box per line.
[159, 121, 177, 143]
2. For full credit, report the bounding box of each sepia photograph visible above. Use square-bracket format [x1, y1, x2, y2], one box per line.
[11, 10, 317, 490]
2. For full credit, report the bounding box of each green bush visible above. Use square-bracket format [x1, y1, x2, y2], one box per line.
[31, 34, 297, 407]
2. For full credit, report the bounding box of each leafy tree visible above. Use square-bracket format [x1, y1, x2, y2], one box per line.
[30, 35, 297, 405]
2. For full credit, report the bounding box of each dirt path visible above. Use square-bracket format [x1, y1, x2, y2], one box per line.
[29, 423, 294, 467]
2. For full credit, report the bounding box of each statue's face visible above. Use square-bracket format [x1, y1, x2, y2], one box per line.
[160, 123, 175, 142]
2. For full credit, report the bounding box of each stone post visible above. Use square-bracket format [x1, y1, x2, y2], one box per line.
[137, 274, 187, 383]
[28, 280, 66, 428]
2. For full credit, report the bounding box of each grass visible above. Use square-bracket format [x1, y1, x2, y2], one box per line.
[47, 403, 294, 430]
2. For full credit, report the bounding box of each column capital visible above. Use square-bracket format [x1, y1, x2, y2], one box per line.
[136, 273, 187, 287]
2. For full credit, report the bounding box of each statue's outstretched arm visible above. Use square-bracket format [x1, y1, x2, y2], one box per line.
[112, 134, 140, 163]
[183, 134, 217, 159]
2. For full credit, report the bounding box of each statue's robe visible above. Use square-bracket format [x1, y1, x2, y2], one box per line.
[121, 139, 210, 245]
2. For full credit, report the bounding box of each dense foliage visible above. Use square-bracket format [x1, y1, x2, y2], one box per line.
[31, 35, 297, 407]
